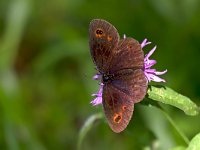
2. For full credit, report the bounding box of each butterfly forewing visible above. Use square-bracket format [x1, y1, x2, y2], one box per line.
[109, 38, 144, 73]
[89, 19, 119, 73]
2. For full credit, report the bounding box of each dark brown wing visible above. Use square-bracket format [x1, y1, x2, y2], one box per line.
[102, 36, 147, 132]
[103, 83, 134, 133]
[89, 19, 119, 73]
[103, 69, 147, 133]
[112, 69, 147, 103]
[109, 37, 144, 73]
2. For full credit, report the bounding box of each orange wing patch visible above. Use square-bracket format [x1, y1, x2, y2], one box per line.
[107, 35, 112, 41]
[113, 113, 122, 123]
[95, 28, 104, 38]
[122, 105, 127, 111]
[113, 105, 128, 124]
[127, 44, 132, 49]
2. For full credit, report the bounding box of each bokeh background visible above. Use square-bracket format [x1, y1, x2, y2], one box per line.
[0, 0, 200, 150]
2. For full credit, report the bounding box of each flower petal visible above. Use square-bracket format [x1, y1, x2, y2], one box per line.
[91, 83, 103, 106]
[155, 69, 168, 75]
[93, 74, 101, 80]
[90, 96, 102, 106]
[141, 38, 152, 48]
[144, 46, 157, 60]
[123, 34, 126, 39]
[143, 39, 167, 83]
[145, 69, 156, 73]
[145, 60, 157, 68]
[146, 73, 166, 82]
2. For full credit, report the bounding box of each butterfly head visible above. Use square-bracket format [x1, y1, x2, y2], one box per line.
[102, 74, 114, 83]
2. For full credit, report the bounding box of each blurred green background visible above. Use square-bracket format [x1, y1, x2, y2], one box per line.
[0, 0, 200, 150]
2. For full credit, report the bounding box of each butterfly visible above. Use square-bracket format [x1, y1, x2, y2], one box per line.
[89, 19, 148, 133]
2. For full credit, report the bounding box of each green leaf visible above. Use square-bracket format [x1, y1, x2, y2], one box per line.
[147, 86, 199, 116]
[77, 113, 103, 150]
[187, 133, 200, 150]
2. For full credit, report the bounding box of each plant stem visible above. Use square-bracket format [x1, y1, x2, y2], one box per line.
[159, 104, 190, 145]
[77, 113, 103, 150]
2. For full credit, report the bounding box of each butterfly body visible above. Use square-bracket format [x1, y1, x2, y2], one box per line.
[89, 19, 147, 133]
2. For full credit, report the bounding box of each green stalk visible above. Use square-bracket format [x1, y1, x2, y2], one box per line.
[159, 104, 190, 145]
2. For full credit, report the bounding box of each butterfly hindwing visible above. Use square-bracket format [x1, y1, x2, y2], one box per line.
[112, 69, 147, 103]
[103, 83, 134, 133]
[103, 69, 147, 132]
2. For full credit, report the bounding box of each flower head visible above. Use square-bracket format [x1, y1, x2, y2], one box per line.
[91, 38, 167, 106]
[142, 39, 167, 82]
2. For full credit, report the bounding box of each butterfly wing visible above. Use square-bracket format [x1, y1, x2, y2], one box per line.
[89, 19, 119, 73]
[110, 37, 147, 103]
[102, 37, 147, 133]
[103, 69, 147, 133]
[103, 83, 134, 133]
[109, 37, 144, 73]
[112, 69, 147, 103]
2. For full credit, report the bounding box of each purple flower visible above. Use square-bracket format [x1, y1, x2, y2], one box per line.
[142, 38, 167, 82]
[91, 82, 103, 106]
[91, 38, 167, 106]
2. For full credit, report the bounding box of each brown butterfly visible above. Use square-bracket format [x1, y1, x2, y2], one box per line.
[89, 19, 147, 133]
